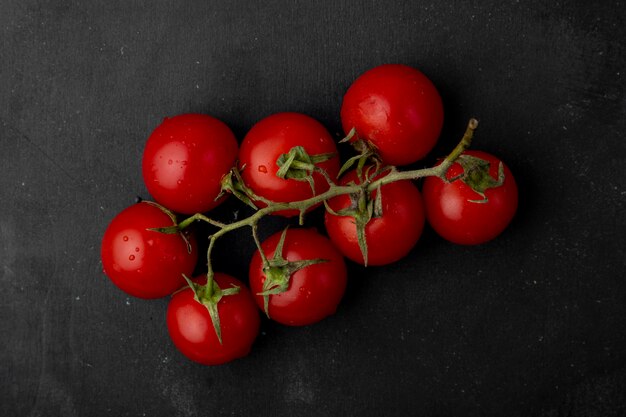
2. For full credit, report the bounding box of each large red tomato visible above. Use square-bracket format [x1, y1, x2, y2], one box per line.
[341, 64, 444, 166]
[248, 228, 347, 326]
[324, 167, 425, 266]
[238, 112, 340, 217]
[166, 273, 260, 365]
[422, 150, 518, 245]
[142, 113, 238, 214]
[101, 202, 197, 299]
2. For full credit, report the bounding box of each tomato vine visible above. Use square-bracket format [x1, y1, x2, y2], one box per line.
[102, 63, 519, 365]
[151, 118, 479, 338]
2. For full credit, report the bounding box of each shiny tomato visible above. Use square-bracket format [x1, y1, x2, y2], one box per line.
[142, 113, 238, 214]
[248, 228, 347, 326]
[238, 112, 340, 217]
[422, 150, 518, 245]
[166, 273, 260, 365]
[340, 64, 444, 166]
[101, 202, 197, 299]
[324, 167, 425, 266]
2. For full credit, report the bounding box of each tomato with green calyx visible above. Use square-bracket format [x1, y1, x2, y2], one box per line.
[101, 201, 197, 299]
[324, 166, 425, 266]
[249, 228, 347, 326]
[238, 112, 340, 217]
[422, 150, 518, 245]
[341, 64, 444, 166]
[166, 273, 260, 365]
[142, 113, 238, 214]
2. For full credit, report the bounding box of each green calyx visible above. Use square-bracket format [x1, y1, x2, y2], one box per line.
[337, 128, 383, 180]
[183, 274, 240, 344]
[450, 154, 505, 203]
[218, 166, 260, 210]
[276, 146, 336, 194]
[257, 228, 327, 318]
[325, 181, 383, 267]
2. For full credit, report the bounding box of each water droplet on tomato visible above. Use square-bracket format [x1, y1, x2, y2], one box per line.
[168, 159, 173, 165]
[258, 165, 267, 173]
[135, 247, 140, 252]
[177, 180, 183, 185]
[122, 236, 128, 241]
[128, 255, 135, 261]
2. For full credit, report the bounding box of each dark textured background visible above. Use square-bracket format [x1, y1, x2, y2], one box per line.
[1, 1, 625, 416]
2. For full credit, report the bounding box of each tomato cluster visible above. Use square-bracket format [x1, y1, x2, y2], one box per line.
[101, 64, 518, 365]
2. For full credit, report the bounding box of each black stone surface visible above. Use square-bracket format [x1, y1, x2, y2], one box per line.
[1, 1, 625, 416]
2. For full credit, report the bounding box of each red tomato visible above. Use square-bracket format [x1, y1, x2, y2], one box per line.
[167, 273, 260, 365]
[324, 168, 425, 266]
[142, 113, 238, 214]
[238, 112, 340, 217]
[422, 150, 518, 245]
[101, 202, 198, 299]
[340, 64, 444, 166]
[248, 228, 347, 326]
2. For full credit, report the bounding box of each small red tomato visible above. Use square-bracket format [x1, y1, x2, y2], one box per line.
[166, 273, 260, 366]
[101, 202, 197, 299]
[238, 112, 340, 217]
[341, 64, 444, 166]
[249, 228, 347, 326]
[422, 150, 518, 245]
[324, 168, 425, 266]
[142, 113, 238, 214]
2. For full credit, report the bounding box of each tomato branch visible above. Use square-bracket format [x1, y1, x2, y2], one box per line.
[175, 118, 478, 282]
[179, 119, 478, 233]
[366, 118, 478, 190]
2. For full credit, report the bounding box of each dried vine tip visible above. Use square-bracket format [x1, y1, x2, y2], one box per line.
[469, 118, 479, 129]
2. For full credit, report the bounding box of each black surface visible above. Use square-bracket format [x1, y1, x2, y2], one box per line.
[1, 1, 625, 416]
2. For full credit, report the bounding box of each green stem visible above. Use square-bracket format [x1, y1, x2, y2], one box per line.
[181, 118, 479, 280]
[443, 118, 478, 165]
[205, 236, 218, 297]
[251, 222, 269, 267]
[367, 118, 478, 190]
[178, 212, 226, 230]
[189, 119, 478, 236]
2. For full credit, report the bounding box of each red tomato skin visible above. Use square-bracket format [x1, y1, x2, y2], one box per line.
[422, 150, 518, 245]
[324, 169, 425, 266]
[166, 273, 260, 366]
[101, 202, 198, 299]
[340, 64, 444, 166]
[142, 113, 238, 214]
[238, 112, 340, 217]
[249, 229, 347, 326]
